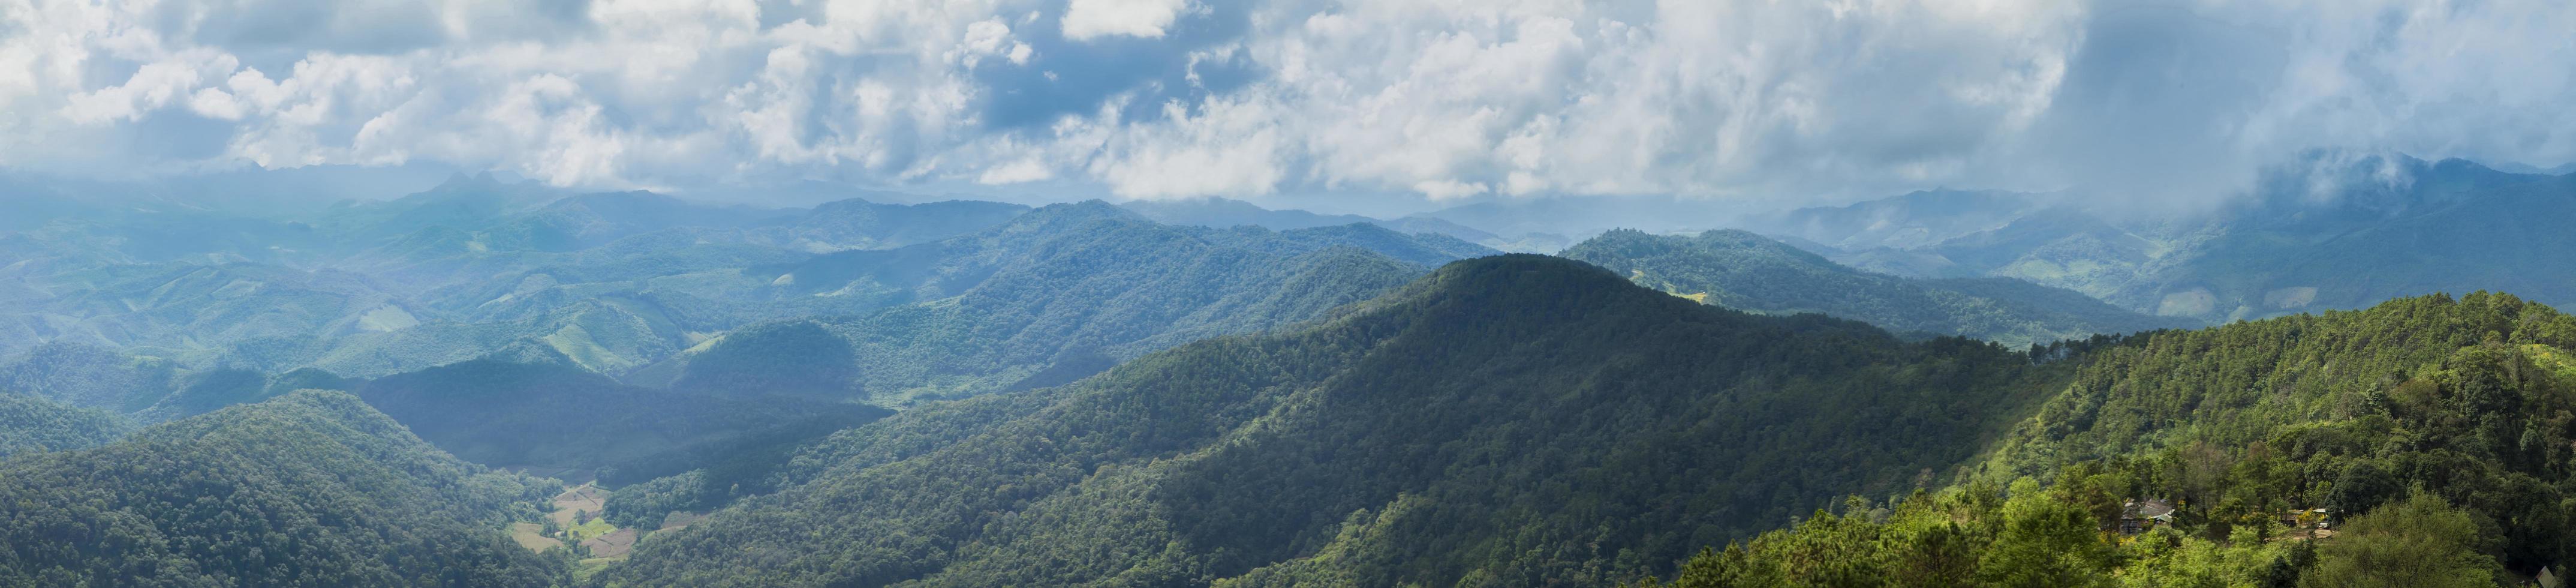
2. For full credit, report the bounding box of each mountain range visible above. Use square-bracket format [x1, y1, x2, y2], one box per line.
[598, 255, 2065, 586]
[1563, 228, 2195, 346]
[1754, 153, 2576, 323]
[8, 154, 2576, 586]
[598, 254, 2576, 586]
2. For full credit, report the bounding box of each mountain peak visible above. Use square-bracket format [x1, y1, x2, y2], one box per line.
[428, 171, 504, 193]
[544, 190, 681, 211]
[809, 196, 878, 213]
[1394, 254, 1655, 313]
[1009, 199, 1147, 229]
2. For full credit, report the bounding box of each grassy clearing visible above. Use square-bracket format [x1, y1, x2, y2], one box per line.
[580, 528, 643, 559]
[549, 484, 609, 527]
[573, 557, 621, 583]
[564, 518, 617, 542]
[507, 522, 562, 553]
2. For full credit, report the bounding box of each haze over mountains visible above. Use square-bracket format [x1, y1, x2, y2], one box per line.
[1759, 154, 2576, 324]
[5, 152, 2576, 585]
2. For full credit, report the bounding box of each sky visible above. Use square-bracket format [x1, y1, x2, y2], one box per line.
[4, 0, 2574, 214]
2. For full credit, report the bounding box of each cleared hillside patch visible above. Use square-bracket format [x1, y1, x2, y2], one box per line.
[507, 522, 562, 552]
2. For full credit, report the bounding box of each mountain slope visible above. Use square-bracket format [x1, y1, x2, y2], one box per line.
[600, 255, 2066, 586]
[2117, 171, 2576, 320]
[487, 191, 795, 252]
[0, 175, 1034, 383]
[0, 342, 175, 412]
[648, 202, 1494, 403]
[747, 197, 1031, 252]
[353, 360, 890, 480]
[1755, 188, 2043, 252]
[0, 390, 562, 587]
[0, 393, 131, 458]
[1120, 197, 1506, 245]
[1563, 229, 2193, 346]
[1642, 291, 2576, 586]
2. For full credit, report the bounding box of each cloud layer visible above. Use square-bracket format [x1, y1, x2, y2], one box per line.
[4, 0, 2572, 207]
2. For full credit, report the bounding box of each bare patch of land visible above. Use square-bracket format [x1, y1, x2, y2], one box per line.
[549, 484, 609, 527]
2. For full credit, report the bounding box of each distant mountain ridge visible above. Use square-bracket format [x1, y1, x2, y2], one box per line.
[1120, 197, 1515, 251]
[1741, 153, 2576, 323]
[0, 176, 1036, 377]
[644, 200, 1498, 404]
[1562, 229, 2195, 346]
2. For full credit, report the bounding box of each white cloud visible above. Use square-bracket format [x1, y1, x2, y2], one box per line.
[0, 0, 2571, 209]
[1091, 95, 1288, 199]
[1060, 0, 1193, 41]
[977, 156, 1054, 184]
[62, 50, 239, 124]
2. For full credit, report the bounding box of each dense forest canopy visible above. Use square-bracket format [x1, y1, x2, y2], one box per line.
[0, 392, 131, 458]
[1643, 290, 2576, 586]
[0, 391, 564, 587]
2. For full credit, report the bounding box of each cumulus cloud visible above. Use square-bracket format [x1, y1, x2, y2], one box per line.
[1061, 0, 1194, 41]
[1, 0, 2572, 209]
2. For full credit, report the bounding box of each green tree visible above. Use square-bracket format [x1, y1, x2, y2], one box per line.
[1975, 478, 2111, 587]
[2300, 493, 2502, 588]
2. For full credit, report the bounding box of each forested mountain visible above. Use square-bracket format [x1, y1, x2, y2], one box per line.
[0, 390, 563, 586]
[0, 342, 175, 412]
[598, 255, 2068, 586]
[1644, 291, 2576, 586]
[0, 393, 131, 458]
[1563, 229, 2195, 346]
[742, 197, 1031, 252]
[1752, 154, 2576, 323]
[1120, 197, 1508, 248]
[0, 174, 1494, 391]
[1755, 188, 2045, 253]
[479, 191, 798, 252]
[0, 182, 1486, 425]
[351, 359, 889, 482]
[1407, 194, 1762, 253]
[12, 161, 2576, 586]
[130, 367, 345, 423]
[640, 201, 1494, 404]
[597, 257, 2576, 586]
[8, 340, 887, 494]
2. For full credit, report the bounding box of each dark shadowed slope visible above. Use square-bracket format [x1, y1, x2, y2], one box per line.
[600, 255, 2066, 587]
[353, 360, 890, 481]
